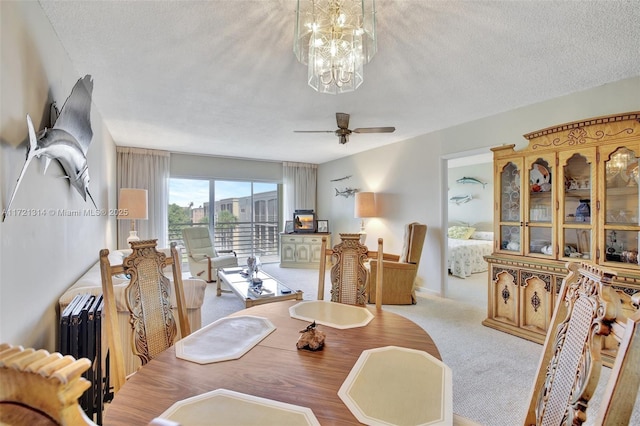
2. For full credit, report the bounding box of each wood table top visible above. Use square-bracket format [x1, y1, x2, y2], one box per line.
[103, 300, 440, 425]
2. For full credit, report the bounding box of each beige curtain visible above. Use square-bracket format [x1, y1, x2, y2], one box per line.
[283, 162, 317, 227]
[117, 147, 170, 249]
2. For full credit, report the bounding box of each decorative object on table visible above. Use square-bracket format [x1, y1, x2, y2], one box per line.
[284, 220, 294, 234]
[456, 176, 487, 188]
[3, 75, 96, 221]
[293, 210, 316, 232]
[316, 220, 329, 233]
[296, 321, 326, 351]
[117, 188, 148, 243]
[449, 194, 472, 205]
[246, 256, 262, 284]
[354, 192, 378, 244]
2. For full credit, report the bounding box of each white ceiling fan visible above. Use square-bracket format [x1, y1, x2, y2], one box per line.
[294, 112, 395, 144]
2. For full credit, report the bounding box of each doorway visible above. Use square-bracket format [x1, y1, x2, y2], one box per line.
[442, 150, 493, 303]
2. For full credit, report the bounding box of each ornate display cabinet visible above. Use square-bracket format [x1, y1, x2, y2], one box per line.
[483, 112, 640, 363]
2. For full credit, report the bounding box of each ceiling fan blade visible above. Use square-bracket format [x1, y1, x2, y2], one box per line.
[352, 127, 396, 133]
[293, 130, 335, 133]
[336, 112, 350, 130]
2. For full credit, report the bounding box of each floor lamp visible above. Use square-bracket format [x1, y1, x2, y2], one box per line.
[354, 192, 377, 245]
[118, 188, 148, 244]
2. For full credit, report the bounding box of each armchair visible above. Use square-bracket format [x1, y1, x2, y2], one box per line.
[181, 226, 238, 289]
[367, 222, 427, 305]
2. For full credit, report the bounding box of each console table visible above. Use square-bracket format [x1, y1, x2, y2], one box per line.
[280, 233, 331, 268]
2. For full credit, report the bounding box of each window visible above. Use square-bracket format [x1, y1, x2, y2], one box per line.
[169, 178, 280, 263]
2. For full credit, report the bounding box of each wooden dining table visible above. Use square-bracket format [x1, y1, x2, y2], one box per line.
[103, 300, 441, 425]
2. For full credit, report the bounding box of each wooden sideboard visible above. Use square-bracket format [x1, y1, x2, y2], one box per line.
[280, 233, 331, 268]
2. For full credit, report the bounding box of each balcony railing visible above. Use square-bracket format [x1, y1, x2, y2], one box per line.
[169, 221, 280, 263]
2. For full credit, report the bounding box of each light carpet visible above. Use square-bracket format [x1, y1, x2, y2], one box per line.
[198, 264, 639, 426]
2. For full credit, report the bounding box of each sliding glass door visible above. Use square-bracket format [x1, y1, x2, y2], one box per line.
[169, 178, 279, 262]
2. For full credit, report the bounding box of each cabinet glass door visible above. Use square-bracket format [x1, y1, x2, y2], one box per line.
[498, 159, 523, 253]
[601, 145, 640, 269]
[525, 156, 554, 258]
[559, 150, 595, 261]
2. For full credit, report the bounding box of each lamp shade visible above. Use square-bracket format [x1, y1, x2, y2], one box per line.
[117, 188, 148, 220]
[354, 192, 377, 218]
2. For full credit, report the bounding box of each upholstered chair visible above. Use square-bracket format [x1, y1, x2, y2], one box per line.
[181, 226, 238, 287]
[367, 222, 427, 305]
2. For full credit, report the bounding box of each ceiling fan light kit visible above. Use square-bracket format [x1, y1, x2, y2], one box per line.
[294, 0, 377, 94]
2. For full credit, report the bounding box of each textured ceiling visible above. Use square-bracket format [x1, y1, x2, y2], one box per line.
[38, 1, 640, 164]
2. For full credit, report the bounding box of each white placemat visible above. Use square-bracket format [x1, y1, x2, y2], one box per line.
[338, 346, 453, 425]
[289, 300, 374, 329]
[159, 388, 320, 425]
[175, 315, 275, 364]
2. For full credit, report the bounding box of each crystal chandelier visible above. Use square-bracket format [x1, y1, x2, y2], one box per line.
[294, 0, 377, 94]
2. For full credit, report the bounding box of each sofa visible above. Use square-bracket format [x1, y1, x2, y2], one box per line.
[58, 248, 207, 376]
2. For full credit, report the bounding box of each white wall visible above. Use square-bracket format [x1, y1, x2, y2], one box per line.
[171, 152, 282, 182]
[318, 76, 640, 296]
[318, 137, 445, 293]
[0, 2, 117, 350]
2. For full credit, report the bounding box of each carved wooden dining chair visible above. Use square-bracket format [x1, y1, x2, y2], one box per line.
[0, 343, 96, 425]
[455, 261, 640, 426]
[318, 233, 384, 309]
[523, 261, 640, 425]
[100, 240, 190, 393]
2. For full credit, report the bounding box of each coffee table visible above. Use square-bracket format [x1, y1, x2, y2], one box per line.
[217, 267, 303, 307]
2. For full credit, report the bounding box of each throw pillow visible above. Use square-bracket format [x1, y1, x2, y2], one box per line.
[448, 226, 475, 240]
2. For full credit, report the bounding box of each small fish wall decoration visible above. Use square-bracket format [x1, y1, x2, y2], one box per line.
[330, 175, 352, 182]
[3, 75, 96, 221]
[335, 187, 359, 198]
[456, 176, 487, 188]
[449, 194, 473, 205]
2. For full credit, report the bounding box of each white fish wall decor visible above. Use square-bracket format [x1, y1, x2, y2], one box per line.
[3, 75, 95, 221]
[335, 187, 359, 198]
[456, 176, 487, 188]
[449, 194, 473, 205]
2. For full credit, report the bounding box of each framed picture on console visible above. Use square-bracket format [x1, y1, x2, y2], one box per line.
[284, 220, 294, 234]
[317, 220, 329, 233]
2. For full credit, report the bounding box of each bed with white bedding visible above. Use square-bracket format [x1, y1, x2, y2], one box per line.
[447, 225, 494, 279]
